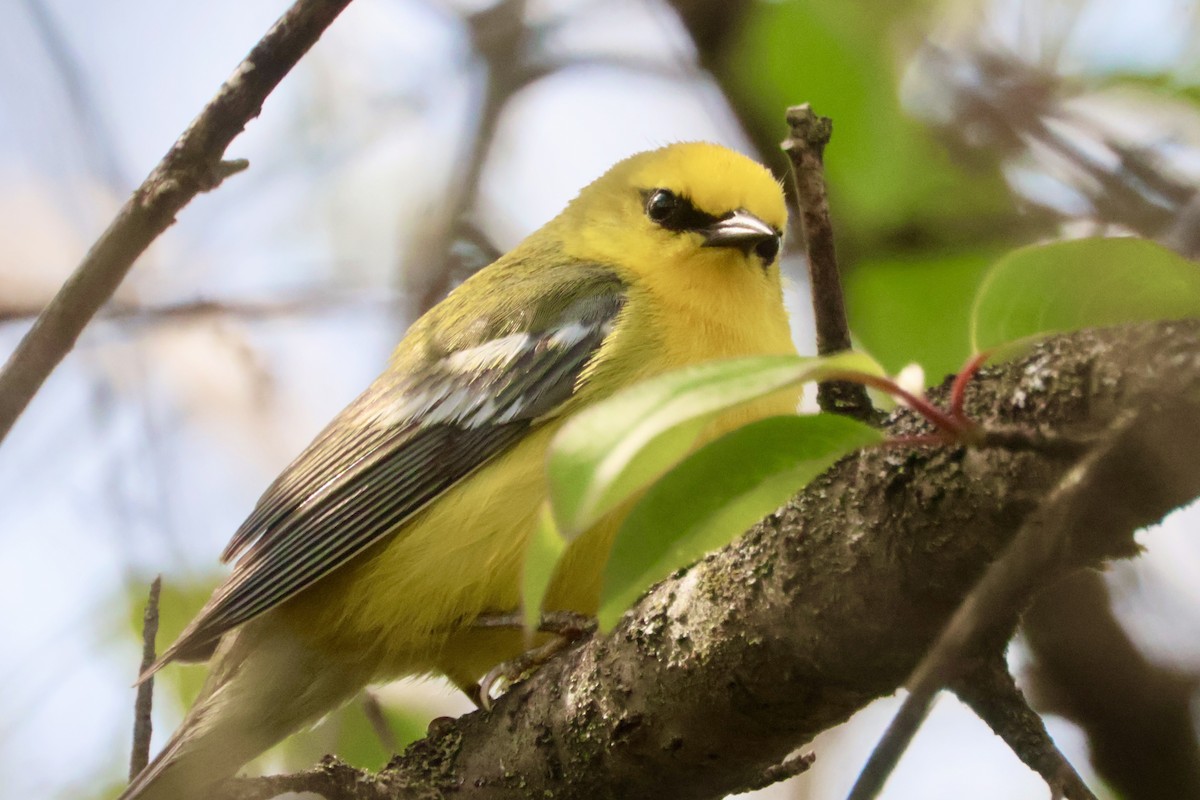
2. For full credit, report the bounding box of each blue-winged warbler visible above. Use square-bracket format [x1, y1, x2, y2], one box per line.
[122, 142, 796, 800]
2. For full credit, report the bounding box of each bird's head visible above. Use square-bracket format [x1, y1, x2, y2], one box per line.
[555, 142, 787, 283]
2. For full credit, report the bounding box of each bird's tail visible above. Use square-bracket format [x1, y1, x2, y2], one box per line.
[120, 618, 370, 800]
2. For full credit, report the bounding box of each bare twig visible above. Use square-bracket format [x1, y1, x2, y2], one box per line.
[409, 0, 530, 315]
[130, 576, 162, 781]
[471, 610, 597, 636]
[951, 655, 1096, 800]
[0, 0, 354, 446]
[0, 290, 400, 328]
[21, 0, 128, 190]
[914, 46, 1195, 246]
[215, 756, 388, 800]
[781, 105, 875, 422]
[843, 685, 934, 800]
[742, 751, 816, 793]
[1024, 571, 1200, 799]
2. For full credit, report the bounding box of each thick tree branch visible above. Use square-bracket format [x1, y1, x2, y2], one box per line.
[209, 318, 1200, 799]
[0, 0, 353, 445]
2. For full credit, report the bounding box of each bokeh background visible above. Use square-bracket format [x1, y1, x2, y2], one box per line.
[2, 0, 1199, 798]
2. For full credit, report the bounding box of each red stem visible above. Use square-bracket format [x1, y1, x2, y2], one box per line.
[950, 351, 991, 423]
[829, 371, 966, 435]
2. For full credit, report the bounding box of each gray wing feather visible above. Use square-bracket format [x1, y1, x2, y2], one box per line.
[150, 273, 625, 671]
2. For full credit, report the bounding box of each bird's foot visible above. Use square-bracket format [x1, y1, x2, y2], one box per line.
[471, 611, 596, 711]
[471, 610, 595, 636]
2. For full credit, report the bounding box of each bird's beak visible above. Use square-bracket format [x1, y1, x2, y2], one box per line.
[699, 209, 779, 250]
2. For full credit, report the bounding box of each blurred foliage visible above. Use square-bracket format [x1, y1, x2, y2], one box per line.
[727, 1, 1019, 257]
[846, 248, 997, 380]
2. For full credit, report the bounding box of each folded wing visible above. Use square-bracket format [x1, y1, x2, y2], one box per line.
[149, 266, 626, 672]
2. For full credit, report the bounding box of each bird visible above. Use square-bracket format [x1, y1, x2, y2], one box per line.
[121, 141, 797, 800]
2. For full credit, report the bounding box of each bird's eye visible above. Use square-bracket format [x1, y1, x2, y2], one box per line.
[755, 236, 781, 263]
[645, 189, 680, 223]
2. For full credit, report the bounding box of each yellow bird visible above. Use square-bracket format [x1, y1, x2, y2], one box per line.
[122, 141, 796, 800]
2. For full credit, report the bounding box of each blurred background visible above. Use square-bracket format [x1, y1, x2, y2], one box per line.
[2, 0, 1199, 798]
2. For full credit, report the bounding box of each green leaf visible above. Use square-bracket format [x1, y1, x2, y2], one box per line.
[971, 237, 1200, 352]
[547, 351, 884, 538]
[597, 414, 882, 630]
[521, 504, 567, 630]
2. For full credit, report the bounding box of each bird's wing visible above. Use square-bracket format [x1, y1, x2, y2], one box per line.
[151, 266, 627, 671]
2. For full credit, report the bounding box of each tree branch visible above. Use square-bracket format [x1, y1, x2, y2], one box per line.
[211, 318, 1200, 799]
[781, 104, 875, 422]
[0, 0, 353, 445]
[130, 577, 162, 781]
[1024, 571, 1200, 798]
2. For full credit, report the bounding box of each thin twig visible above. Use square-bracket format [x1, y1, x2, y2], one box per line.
[471, 610, 596, 636]
[742, 750, 816, 792]
[952, 655, 1097, 800]
[0, 291, 401, 328]
[827, 370, 971, 439]
[781, 104, 875, 422]
[216, 756, 387, 800]
[130, 576, 162, 781]
[845, 690, 937, 800]
[0, 0, 354, 446]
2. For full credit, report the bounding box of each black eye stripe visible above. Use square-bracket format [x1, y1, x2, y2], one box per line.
[640, 189, 720, 232]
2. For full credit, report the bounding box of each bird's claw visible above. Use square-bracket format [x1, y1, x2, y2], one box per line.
[474, 612, 595, 711]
